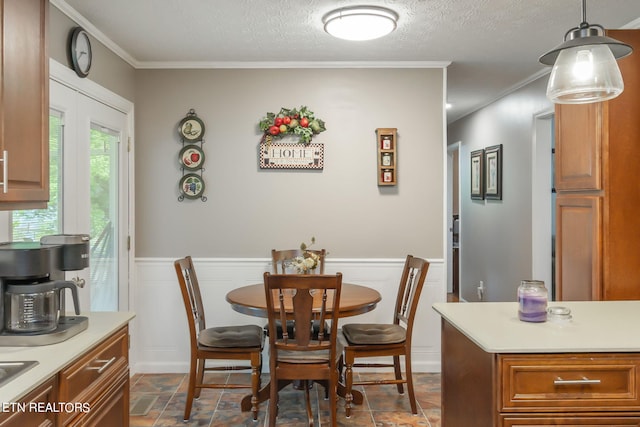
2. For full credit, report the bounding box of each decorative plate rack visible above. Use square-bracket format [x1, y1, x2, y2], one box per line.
[177, 109, 207, 202]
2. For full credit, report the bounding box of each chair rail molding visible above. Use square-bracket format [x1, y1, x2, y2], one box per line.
[131, 257, 445, 374]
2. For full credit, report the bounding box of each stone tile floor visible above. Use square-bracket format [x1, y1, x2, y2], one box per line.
[130, 372, 441, 426]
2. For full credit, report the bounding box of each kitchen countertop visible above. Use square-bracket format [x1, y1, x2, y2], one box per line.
[0, 311, 135, 403]
[432, 301, 640, 353]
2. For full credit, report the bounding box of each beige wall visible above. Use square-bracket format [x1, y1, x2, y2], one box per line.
[134, 68, 445, 258]
[49, 5, 136, 101]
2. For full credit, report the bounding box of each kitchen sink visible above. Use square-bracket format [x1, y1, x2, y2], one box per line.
[0, 361, 38, 387]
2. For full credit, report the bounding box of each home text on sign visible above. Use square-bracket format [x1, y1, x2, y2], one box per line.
[259, 143, 324, 169]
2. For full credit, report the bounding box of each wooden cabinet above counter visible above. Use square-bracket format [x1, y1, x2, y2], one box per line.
[554, 30, 640, 301]
[0, 0, 49, 210]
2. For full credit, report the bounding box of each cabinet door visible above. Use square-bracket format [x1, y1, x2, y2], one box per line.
[0, 376, 57, 427]
[555, 195, 602, 300]
[555, 103, 603, 191]
[71, 371, 129, 427]
[0, 0, 49, 208]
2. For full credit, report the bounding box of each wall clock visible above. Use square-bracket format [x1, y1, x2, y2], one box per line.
[69, 27, 92, 78]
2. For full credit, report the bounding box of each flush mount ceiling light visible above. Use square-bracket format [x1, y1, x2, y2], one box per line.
[539, 0, 633, 104]
[323, 6, 398, 41]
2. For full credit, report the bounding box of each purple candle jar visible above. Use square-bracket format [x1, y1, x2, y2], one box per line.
[518, 280, 548, 322]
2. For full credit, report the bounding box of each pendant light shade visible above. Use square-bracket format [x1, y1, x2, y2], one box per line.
[546, 43, 624, 103]
[539, 0, 633, 104]
[323, 6, 398, 41]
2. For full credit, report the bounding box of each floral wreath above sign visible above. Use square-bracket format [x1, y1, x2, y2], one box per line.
[258, 106, 326, 170]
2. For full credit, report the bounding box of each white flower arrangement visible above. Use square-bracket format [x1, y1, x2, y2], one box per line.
[287, 237, 320, 274]
[289, 251, 319, 274]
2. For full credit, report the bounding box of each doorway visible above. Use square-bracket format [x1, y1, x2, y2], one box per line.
[8, 79, 131, 312]
[532, 110, 555, 298]
[447, 142, 460, 301]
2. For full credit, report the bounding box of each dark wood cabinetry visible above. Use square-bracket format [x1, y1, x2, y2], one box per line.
[0, 0, 49, 209]
[554, 30, 640, 301]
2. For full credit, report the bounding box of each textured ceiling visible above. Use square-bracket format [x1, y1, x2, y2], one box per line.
[56, 0, 640, 123]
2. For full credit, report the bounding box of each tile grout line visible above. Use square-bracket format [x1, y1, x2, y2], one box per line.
[152, 373, 187, 427]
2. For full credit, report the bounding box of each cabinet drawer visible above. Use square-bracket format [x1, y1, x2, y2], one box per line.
[501, 414, 640, 426]
[500, 354, 640, 412]
[59, 326, 128, 422]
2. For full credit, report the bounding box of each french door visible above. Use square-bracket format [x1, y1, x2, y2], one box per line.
[10, 79, 130, 312]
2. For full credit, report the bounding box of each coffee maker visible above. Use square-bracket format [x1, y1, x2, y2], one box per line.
[0, 234, 90, 346]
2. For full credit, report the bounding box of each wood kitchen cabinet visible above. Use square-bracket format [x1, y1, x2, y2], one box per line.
[59, 326, 129, 426]
[442, 320, 640, 426]
[554, 29, 640, 301]
[0, 0, 49, 209]
[0, 376, 57, 427]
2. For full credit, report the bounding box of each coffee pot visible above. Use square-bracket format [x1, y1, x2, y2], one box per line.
[5, 280, 80, 333]
[0, 234, 90, 346]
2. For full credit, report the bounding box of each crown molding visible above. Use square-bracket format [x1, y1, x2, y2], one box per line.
[136, 60, 451, 70]
[51, 0, 139, 68]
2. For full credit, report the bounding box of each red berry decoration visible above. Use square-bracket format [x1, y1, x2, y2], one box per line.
[259, 106, 326, 144]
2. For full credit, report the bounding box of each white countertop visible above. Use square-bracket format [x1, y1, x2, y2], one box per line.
[0, 311, 135, 403]
[432, 301, 640, 353]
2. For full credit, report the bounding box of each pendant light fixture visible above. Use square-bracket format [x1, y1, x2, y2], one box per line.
[323, 6, 398, 41]
[539, 0, 633, 104]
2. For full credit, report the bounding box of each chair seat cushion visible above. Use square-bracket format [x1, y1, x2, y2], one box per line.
[199, 324, 264, 348]
[272, 340, 344, 364]
[341, 323, 406, 345]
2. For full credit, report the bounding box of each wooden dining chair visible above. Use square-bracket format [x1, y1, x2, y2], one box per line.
[340, 254, 429, 417]
[174, 256, 265, 421]
[269, 248, 327, 338]
[263, 272, 343, 427]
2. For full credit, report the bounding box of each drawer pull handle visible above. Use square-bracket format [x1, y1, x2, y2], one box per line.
[554, 376, 601, 386]
[88, 357, 117, 374]
[0, 150, 7, 193]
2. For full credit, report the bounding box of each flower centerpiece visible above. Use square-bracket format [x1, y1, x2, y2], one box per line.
[259, 106, 326, 145]
[288, 237, 320, 274]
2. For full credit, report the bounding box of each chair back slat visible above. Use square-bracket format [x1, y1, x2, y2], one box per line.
[277, 289, 290, 341]
[394, 255, 429, 332]
[271, 249, 326, 274]
[317, 290, 328, 341]
[264, 273, 341, 353]
[174, 256, 206, 347]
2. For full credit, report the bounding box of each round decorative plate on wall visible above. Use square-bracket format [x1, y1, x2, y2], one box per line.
[179, 145, 205, 170]
[179, 173, 205, 199]
[178, 115, 205, 142]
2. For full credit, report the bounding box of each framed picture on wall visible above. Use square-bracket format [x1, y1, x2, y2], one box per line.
[470, 149, 484, 200]
[485, 144, 503, 200]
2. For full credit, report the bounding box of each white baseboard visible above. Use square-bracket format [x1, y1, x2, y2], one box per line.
[130, 257, 445, 374]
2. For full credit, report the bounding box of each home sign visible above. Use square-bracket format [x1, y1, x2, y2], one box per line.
[259, 143, 324, 169]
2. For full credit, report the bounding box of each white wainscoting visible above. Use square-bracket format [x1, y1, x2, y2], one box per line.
[130, 257, 445, 374]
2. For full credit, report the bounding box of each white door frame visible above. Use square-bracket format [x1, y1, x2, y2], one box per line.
[50, 59, 135, 311]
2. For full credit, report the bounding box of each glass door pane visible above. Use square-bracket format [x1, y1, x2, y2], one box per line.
[11, 110, 63, 241]
[89, 123, 119, 311]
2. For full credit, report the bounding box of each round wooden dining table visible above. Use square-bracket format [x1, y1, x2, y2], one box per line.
[226, 282, 382, 318]
[225, 282, 382, 413]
